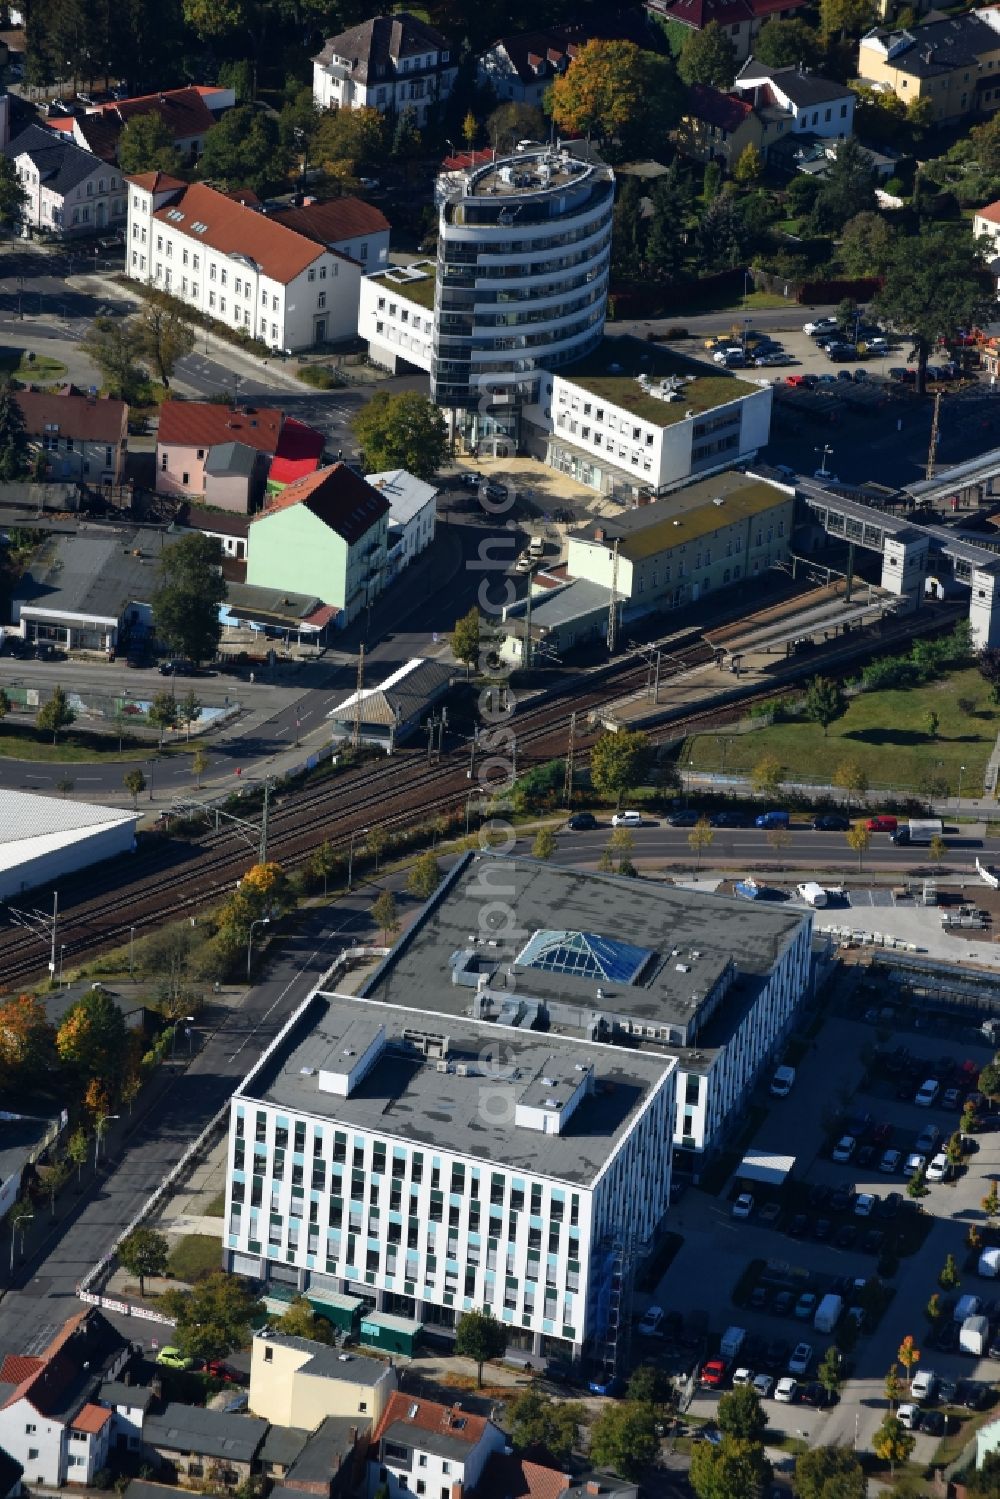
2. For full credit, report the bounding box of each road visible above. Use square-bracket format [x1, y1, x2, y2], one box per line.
[0, 893, 375, 1356]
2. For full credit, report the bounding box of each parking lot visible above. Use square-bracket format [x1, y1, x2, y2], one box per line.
[643, 996, 1000, 1465]
[673, 318, 940, 387]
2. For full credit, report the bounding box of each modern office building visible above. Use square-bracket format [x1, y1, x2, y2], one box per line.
[432, 145, 614, 450]
[223, 983, 676, 1361]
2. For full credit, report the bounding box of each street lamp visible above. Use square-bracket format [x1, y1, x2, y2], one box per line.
[171, 1012, 196, 1058]
[59, 944, 65, 986]
[347, 826, 368, 892]
[247, 918, 270, 979]
[815, 445, 834, 479]
[9, 1211, 32, 1273]
[94, 1114, 120, 1169]
[958, 763, 967, 811]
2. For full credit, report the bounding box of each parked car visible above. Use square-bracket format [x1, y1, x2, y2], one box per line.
[157, 1346, 194, 1370]
[804, 317, 838, 335]
[878, 1191, 903, 1218]
[567, 812, 597, 830]
[800, 1382, 836, 1409]
[794, 1293, 818, 1321]
[775, 1377, 798, 1403]
[788, 1213, 809, 1237]
[905, 1152, 927, 1177]
[832, 1135, 856, 1163]
[926, 1153, 952, 1182]
[611, 810, 642, 827]
[835, 1224, 858, 1249]
[752, 1373, 774, 1399]
[855, 1192, 876, 1217]
[830, 1185, 855, 1213]
[957, 1380, 991, 1411]
[856, 1145, 876, 1170]
[911, 1369, 937, 1402]
[788, 1343, 813, 1376]
[668, 810, 699, 826]
[814, 814, 850, 831]
[773, 1291, 795, 1315]
[812, 1218, 832, 1242]
[638, 1305, 665, 1336]
[866, 815, 898, 832]
[943, 1086, 963, 1109]
[750, 1285, 770, 1309]
[862, 1229, 885, 1255]
[732, 1192, 755, 1219]
[710, 809, 753, 827]
[898, 1403, 919, 1430]
[700, 1358, 728, 1387]
[916, 1124, 941, 1154]
[915, 1078, 941, 1107]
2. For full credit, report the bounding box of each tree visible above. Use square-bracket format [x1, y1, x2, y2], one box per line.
[924, 709, 940, 739]
[793, 1446, 866, 1499]
[82, 316, 147, 402]
[451, 606, 480, 673]
[43, 1157, 71, 1216]
[819, 0, 875, 39]
[56, 986, 128, 1083]
[689, 1434, 771, 1499]
[314, 106, 388, 180]
[507, 1388, 583, 1465]
[907, 1160, 927, 1198]
[177, 688, 202, 740]
[0, 155, 27, 229]
[371, 889, 398, 944]
[353, 391, 447, 481]
[733, 143, 762, 186]
[983, 1185, 1000, 1220]
[392, 104, 421, 160]
[118, 111, 182, 175]
[366, 825, 387, 873]
[136, 293, 195, 390]
[833, 759, 868, 808]
[804, 675, 846, 736]
[149, 691, 179, 749]
[0, 688, 9, 724]
[162, 1271, 263, 1358]
[532, 827, 557, 859]
[0, 993, 54, 1085]
[118, 1227, 168, 1296]
[407, 851, 442, 900]
[717, 1385, 767, 1442]
[928, 833, 947, 864]
[276, 1296, 334, 1344]
[846, 822, 870, 871]
[897, 1334, 920, 1386]
[55, 777, 74, 798]
[152, 533, 227, 665]
[626, 1364, 672, 1406]
[980, 1057, 1000, 1109]
[877, 228, 997, 395]
[0, 381, 28, 480]
[589, 728, 650, 808]
[37, 686, 75, 744]
[750, 753, 784, 800]
[589, 1401, 660, 1480]
[199, 104, 288, 195]
[817, 1345, 843, 1398]
[811, 138, 877, 235]
[688, 817, 714, 866]
[462, 110, 477, 149]
[926, 1291, 942, 1324]
[67, 1127, 88, 1184]
[839, 211, 896, 278]
[454, 1309, 506, 1387]
[678, 21, 736, 88]
[549, 40, 684, 158]
[884, 1363, 903, 1408]
[939, 1252, 960, 1290]
[753, 16, 822, 67]
[123, 769, 147, 808]
[872, 1413, 914, 1475]
[486, 102, 546, 153]
[945, 1129, 964, 1164]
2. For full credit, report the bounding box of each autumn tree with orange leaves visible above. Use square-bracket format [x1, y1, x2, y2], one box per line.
[547, 39, 684, 161]
[0, 993, 54, 1085]
[55, 986, 128, 1088]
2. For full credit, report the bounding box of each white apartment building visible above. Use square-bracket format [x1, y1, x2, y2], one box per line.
[367, 1395, 505, 1499]
[732, 61, 856, 138]
[358, 261, 435, 375]
[223, 988, 676, 1361]
[353, 853, 814, 1167]
[126, 175, 361, 352]
[367, 468, 437, 573]
[527, 337, 773, 500]
[312, 13, 457, 125]
[5, 124, 126, 237]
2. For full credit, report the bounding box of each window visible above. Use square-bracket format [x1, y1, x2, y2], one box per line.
[308, 268, 316, 281]
[320, 265, 326, 279]
[193, 254, 200, 270]
[318, 292, 326, 309]
[264, 1346, 273, 1363]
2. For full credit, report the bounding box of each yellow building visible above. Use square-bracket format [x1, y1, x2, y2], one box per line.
[857, 11, 1000, 123]
[249, 1331, 397, 1430]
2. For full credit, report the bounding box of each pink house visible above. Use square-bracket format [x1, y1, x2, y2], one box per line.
[156, 402, 287, 514]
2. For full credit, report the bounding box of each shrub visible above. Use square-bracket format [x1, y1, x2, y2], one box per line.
[297, 364, 342, 390]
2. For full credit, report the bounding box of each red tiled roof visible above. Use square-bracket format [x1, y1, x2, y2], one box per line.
[177, 502, 250, 538]
[372, 1393, 489, 1451]
[253, 463, 389, 544]
[0, 1357, 42, 1385]
[685, 83, 756, 130]
[89, 86, 216, 142]
[15, 390, 127, 443]
[302, 602, 339, 628]
[978, 200, 1000, 225]
[268, 416, 325, 486]
[71, 1404, 112, 1435]
[149, 182, 325, 286]
[477, 1455, 570, 1499]
[271, 195, 390, 246]
[3, 1310, 89, 1411]
[126, 170, 186, 193]
[441, 147, 498, 171]
[157, 402, 284, 455]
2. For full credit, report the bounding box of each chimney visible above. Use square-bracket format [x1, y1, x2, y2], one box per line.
[594, 525, 605, 542]
[585, 1485, 600, 1495]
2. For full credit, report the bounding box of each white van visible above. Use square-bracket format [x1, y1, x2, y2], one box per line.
[796, 881, 828, 908]
[770, 1065, 796, 1098]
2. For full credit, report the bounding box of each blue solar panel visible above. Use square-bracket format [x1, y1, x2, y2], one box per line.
[516, 929, 652, 985]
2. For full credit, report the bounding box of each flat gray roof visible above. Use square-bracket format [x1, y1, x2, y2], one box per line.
[254, 1332, 388, 1386]
[504, 578, 619, 631]
[14, 527, 166, 621]
[242, 991, 675, 1186]
[0, 1113, 57, 1189]
[359, 854, 807, 1046]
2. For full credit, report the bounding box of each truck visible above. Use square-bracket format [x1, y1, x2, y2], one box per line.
[796, 881, 828, 908]
[961, 1314, 990, 1356]
[755, 810, 790, 829]
[720, 1326, 746, 1361]
[528, 534, 545, 559]
[892, 818, 944, 847]
[814, 1293, 843, 1334]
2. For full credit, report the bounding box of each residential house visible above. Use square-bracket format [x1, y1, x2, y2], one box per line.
[266, 417, 327, 498]
[312, 14, 457, 125]
[477, 13, 655, 106]
[365, 1395, 507, 1499]
[271, 197, 391, 276]
[261, 1427, 310, 1488]
[476, 1455, 638, 1499]
[366, 469, 437, 573]
[249, 1332, 396, 1429]
[732, 61, 855, 138]
[648, 0, 813, 65]
[0, 1309, 130, 1487]
[857, 10, 1000, 121]
[11, 527, 168, 653]
[97, 1383, 155, 1458]
[126, 176, 362, 352]
[155, 402, 285, 511]
[16, 387, 127, 485]
[0, 1448, 22, 1499]
[143, 1405, 268, 1489]
[246, 464, 390, 627]
[63, 86, 231, 166]
[675, 84, 764, 167]
[175, 503, 250, 560]
[4, 124, 126, 236]
[974, 198, 1000, 243]
[274, 1414, 370, 1499]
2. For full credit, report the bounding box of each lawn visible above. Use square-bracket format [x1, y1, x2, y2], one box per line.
[683, 668, 997, 797]
[0, 349, 67, 381]
[203, 1190, 226, 1218]
[0, 727, 153, 763]
[166, 1233, 222, 1283]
